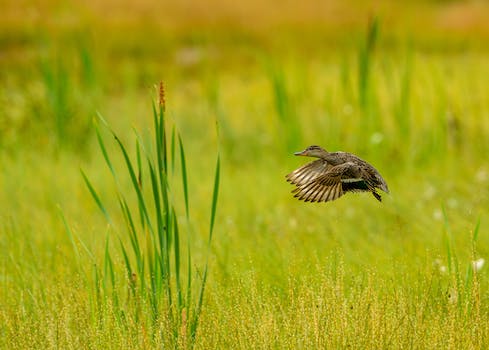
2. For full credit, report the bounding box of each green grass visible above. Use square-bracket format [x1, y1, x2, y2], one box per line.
[78, 87, 221, 347]
[2, 4, 489, 349]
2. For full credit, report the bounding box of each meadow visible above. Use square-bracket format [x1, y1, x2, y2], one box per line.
[1, 1, 489, 348]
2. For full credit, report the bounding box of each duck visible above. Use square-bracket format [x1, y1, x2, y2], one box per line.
[286, 145, 389, 203]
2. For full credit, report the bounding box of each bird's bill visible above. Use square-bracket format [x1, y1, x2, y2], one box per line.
[294, 149, 307, 156]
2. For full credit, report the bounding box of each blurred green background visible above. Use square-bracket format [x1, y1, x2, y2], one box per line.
[1, 1, 489, 348]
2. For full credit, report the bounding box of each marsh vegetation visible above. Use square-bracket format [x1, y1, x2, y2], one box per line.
[1, 1, 489, 348]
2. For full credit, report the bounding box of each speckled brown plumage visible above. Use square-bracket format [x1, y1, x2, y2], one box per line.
[286, 145, 389, 203]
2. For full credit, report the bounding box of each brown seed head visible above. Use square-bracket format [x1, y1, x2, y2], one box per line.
[158, 81, 166, 111]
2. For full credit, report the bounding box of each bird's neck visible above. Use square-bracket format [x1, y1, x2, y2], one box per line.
[318, 150, 332, 160]
[319, 151, 341, 164]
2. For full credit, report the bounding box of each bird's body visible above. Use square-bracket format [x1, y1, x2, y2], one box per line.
[286, 145, 389, 203]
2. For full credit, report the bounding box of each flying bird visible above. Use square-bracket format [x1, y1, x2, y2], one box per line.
[286, 145, 389, 203]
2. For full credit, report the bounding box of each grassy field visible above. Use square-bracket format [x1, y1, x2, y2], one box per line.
[2, 1, 489, 348]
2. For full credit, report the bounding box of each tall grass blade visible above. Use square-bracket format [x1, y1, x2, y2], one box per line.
[154, 101, 168, 175]
[191, 154, 220, 342]
[81, 170, 112, 225]
[118, 239, 134, 292]
[171, 125, 176, 173]
[113, 134, 153, 233]
[78, 41, 96, 89]
[173, 209, 183, 311]
[103, 235, 115, 289]
[266, 62, 301, 152]
[179, 135, 190, 218]
[358, 15, 379, 109]
[136, 138, 143, 190]
[147, 159, 170, 302]
[465, 217, 482, 296]
[396, 47, 412, 140]
[58, 207, 80, 266]
[94, 120, 116, 178]
[209, 155, 220, 241]
[185, 238, 192, 328]
[118, 196, 142, 271]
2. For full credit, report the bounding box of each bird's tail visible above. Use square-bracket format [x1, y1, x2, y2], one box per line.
[372, 191, 382, 202]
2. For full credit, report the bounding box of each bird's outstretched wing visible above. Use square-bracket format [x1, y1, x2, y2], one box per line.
[292, 162, 365, 203]
[286, 159, 333, 187]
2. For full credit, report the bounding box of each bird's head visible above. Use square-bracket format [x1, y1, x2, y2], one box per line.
[294, 145, 328, 158]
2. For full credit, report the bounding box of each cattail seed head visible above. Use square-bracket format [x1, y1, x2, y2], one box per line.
[159, 81, 166, 111]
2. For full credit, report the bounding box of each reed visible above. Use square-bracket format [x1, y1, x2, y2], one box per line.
[266, 61, 302, 153]
[358, 15, 379, 110]
[82, 83, 220, 347]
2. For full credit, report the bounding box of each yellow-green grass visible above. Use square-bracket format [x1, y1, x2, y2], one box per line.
[2, 5, 489, 349]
